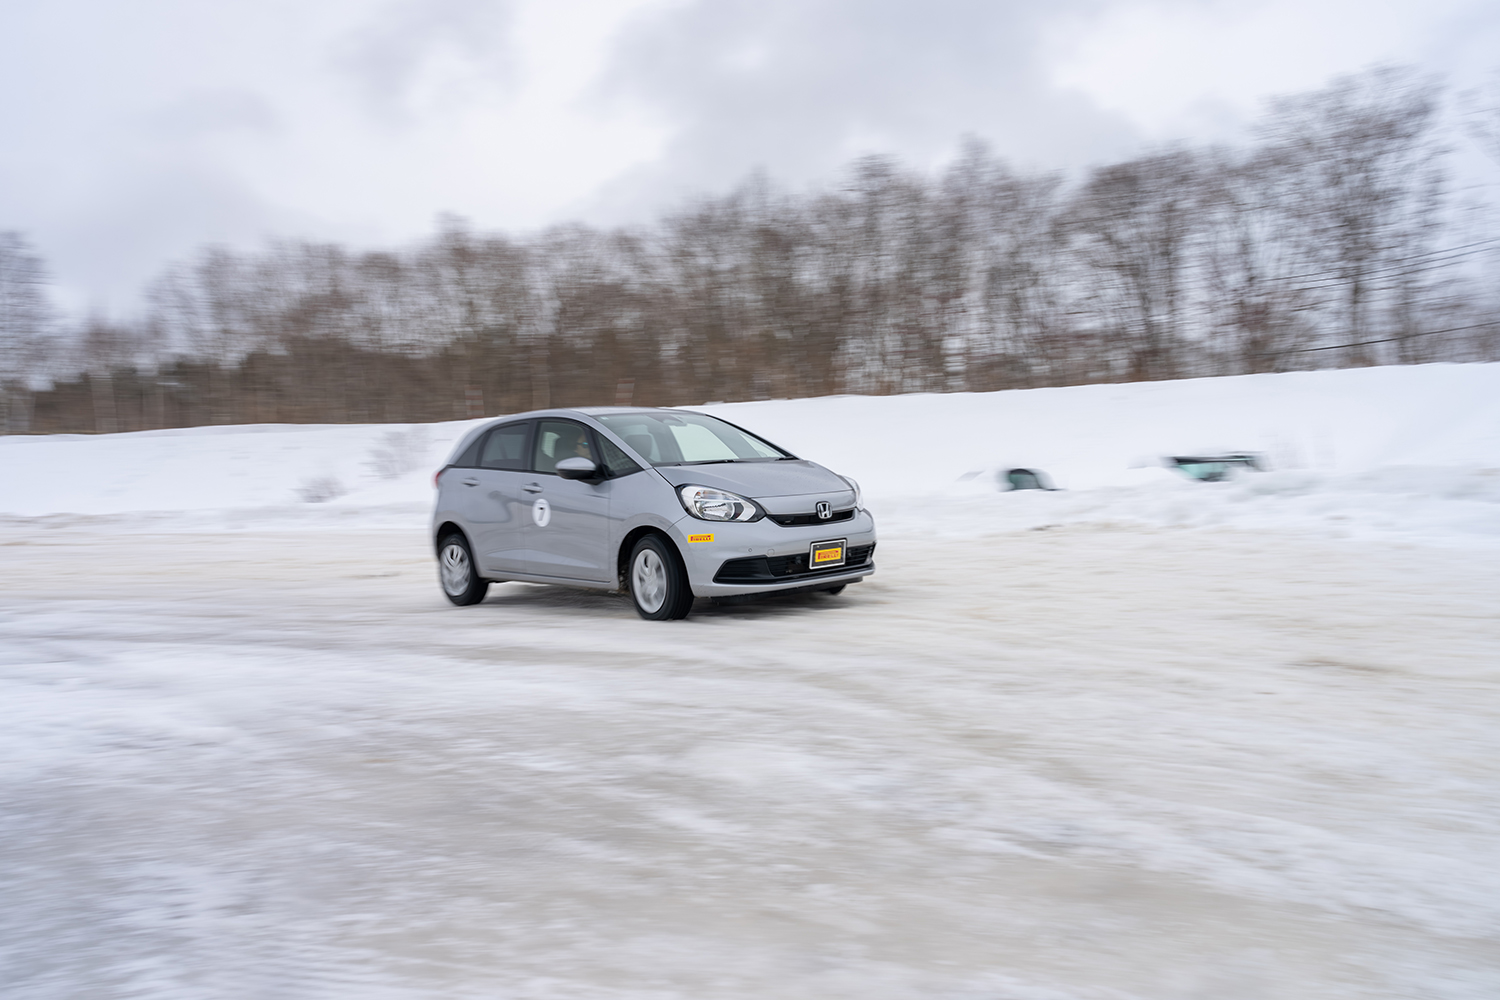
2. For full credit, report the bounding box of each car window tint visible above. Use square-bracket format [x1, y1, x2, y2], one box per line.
[597, 435, 642, 477]
[479, 422, 529, 470]
[668, 423, 739, 461]
[605, 422, 670, 463]
[454, 433, 484, 468]
[532, 420, 593, 475]
[596, 412, 788, 466]
[1007, 469, 1041, 490]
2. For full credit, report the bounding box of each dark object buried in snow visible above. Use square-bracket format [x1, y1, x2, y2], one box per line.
[1168, 454, 1264, 482]
[1000, 468, 1056, 491]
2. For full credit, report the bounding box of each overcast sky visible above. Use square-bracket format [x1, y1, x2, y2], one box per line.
[2, 0, 1498, 316]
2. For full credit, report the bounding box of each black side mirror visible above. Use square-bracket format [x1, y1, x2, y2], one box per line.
[555, 456, 601, 481]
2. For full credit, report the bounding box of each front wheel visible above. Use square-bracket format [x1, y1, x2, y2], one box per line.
[628, 535, 694, 621]
[438, 533, 490, 606]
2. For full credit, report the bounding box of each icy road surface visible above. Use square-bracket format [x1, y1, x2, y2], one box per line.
[3, 521, 1499, 999]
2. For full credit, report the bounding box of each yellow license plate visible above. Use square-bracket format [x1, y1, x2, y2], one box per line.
[810, 540, 846, 567]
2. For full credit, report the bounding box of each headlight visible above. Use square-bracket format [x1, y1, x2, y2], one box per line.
[678, 485, 763, 522]
[840, 475, 862, 510]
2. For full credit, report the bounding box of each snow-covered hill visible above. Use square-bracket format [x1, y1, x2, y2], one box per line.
[3, 362, 1498, 546]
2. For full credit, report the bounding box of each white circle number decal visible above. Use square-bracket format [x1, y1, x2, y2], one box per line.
[531, 498, 551, 527]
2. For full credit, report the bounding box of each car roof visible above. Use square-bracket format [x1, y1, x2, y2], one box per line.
[446, 405, 797, 466]
[573, 406, 704, 416]
[480, 406, 704, 422]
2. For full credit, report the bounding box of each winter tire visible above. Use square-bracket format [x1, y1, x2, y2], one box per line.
[438, 532, 489, 606]
[629, 535, 694, 621]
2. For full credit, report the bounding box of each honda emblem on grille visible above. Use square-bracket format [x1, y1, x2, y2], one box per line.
[816, 501, 831, 520]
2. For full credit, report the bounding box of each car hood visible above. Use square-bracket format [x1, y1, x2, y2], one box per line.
[653, 461, 855, 513]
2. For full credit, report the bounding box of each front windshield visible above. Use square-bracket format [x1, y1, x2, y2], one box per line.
[597, 411, 792, 466]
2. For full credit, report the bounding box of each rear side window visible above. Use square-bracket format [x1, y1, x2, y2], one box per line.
[479, 422, 530, 470]
[453, 433, 484, 468]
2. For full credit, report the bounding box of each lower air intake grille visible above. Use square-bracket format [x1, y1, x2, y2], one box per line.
[714, 543, 876, 584]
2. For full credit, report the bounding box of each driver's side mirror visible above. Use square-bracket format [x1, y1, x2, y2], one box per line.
[555, 456, 601, 481]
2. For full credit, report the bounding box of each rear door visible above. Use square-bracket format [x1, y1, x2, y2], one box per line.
[465, 421, 532, 576]
[521, 419, 612, 582]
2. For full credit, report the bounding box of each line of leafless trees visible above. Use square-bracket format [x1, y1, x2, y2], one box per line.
[4, 66, 1499, 434]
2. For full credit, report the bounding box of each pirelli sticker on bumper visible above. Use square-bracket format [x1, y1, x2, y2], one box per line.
[687, 533, 715, 543]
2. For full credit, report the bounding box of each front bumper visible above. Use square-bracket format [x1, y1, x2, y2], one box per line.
[669, 509, 878, 597]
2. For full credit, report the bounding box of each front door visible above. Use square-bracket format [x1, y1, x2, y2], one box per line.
[522, 419, 612, 582]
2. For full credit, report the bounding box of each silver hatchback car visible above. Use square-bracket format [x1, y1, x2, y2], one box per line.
[431, 407, 877, 619]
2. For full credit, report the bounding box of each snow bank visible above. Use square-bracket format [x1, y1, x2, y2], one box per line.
[701, 362, 1500, 491]
[0, 420, 480, 518]
[2, 363, 1498, 546]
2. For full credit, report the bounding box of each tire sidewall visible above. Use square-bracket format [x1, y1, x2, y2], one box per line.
[438, 532, 489, 606]
[629, 534, 692, 621]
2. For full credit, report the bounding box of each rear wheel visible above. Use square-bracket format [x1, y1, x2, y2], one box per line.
[629, 535, 694, 621]
[438, 532, 489, 606]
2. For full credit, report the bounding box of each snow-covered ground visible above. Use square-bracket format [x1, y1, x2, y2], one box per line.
[2, 364, 1499, 998]
[3, 363, 1498, 547]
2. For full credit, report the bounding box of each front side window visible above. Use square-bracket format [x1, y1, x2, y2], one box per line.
[479, 422, 530, 470]
[597, 435, 643, 477]
[596, 412, 790, 466]
[532, 420, 594, 475]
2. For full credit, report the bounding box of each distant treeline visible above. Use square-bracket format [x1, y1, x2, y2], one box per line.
[3, 66, 1499, 434]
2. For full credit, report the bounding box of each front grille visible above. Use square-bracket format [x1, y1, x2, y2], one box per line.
[714, 543, 876, 584]
[767, 508, 856, 527]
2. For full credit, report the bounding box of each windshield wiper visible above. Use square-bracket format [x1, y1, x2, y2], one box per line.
[660, 458, 786, 466]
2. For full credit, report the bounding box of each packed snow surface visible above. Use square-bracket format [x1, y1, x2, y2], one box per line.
[2, 364, 1499, 998]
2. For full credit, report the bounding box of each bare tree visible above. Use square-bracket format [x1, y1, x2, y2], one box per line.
[21, 63, 1494, 432]
[1196, 146, 1323, 373]
[1258, 67, 1446, 365]
[944, 142, 1071, 388]
[1066, 149, 1206, 382]
[1461, 71, 1500, 168]
[0, 232, 54, 432]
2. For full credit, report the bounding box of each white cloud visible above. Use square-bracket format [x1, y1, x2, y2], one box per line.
[1047, 0, 1499, 141]
[0, 0, 1495, 316]
[0, 0, 674, 312]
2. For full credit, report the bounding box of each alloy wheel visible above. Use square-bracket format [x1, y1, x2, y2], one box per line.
[440, 542, 471, 596]
[632, 548, 668, 614]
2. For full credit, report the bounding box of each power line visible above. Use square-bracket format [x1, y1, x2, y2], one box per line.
[1262, 238, 1500, 286]
[1277, 320, 1498, 355]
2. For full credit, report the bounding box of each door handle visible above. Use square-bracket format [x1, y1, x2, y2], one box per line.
[461, 477, 479, 487]
[523, 483, 543, 494]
